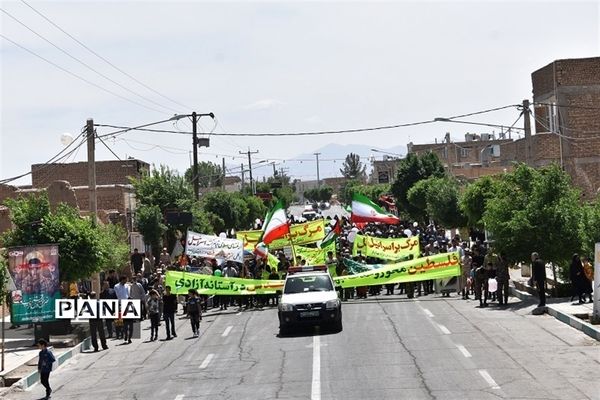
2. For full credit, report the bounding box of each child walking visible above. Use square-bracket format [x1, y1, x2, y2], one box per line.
[37, 339, 55, 399]
[147, 289, 160, 341]
[187, 289, 202, 337]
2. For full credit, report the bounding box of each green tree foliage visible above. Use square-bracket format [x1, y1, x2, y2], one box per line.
[1, 195, 128, 282]
[406, 180, 429, 224]
[459, 176, 499, 228]
[200, 191, 267, 231]
[407, 176, 466, 228]
[391, 152, 445, 216]
[340, 181, 390, 205]
[340, 153, 367, 180]
[304, 187, 334, 203]
[135, 204, 166, 252]
[581, 200, 600, 257]
[184, 161, 223, 188]
[483, 164, 583, 273]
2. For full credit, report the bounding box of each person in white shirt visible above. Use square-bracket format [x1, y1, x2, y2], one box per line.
[113, 276, 130, 300]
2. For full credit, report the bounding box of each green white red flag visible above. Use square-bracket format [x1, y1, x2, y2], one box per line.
[259, 200, 290, 245]
[320, 219, 341, 249]
[351, 193, 400, 224]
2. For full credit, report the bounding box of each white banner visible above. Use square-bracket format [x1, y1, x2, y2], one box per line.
[185, 231, 244, 263]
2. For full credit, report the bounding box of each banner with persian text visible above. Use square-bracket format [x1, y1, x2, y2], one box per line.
[165, 252, 460, 295]
[237, 220, 325, 250]
[186, 231, 244, 263]
[352, 234, 420, 260]
[294, 243, 335, 265]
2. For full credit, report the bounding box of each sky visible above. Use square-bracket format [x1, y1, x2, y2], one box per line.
[1, 0, 599, 185]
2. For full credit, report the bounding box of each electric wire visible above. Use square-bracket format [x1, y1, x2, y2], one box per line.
[19, 0, 191, 111]
[1, 7, 178, 114]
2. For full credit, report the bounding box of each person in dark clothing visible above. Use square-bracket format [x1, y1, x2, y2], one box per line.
[163, 285, 178, 340]
[474, 264, 488, 307]
[99, 281, 117, 338]
[106, 269, 119, 289]
[187, 289, 202, 337]
[531, 252, 546, 307]
[496, 253, 510, 306]
[130, 248, 144, 275]
[88, 292, 108, 351]
[569, 254, 586, 304]
[37, 339, 55, 399]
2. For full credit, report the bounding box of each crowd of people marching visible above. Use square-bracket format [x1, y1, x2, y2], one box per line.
[64, 213, 594, 350]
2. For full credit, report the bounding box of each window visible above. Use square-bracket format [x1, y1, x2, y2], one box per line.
[284, 275, 333, 294]
[460, 148, 470, 158]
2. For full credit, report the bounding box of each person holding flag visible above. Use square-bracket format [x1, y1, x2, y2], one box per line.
[254, 200, 295, 264]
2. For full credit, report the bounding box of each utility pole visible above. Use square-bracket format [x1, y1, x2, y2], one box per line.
[239, 149, 259, 194]
[272, 162, 277, 177]
[314, 152, 321, 188]
[188, 112, 213, 200]
[222, 157, 226, 191]
[240, 163, 245, 191]
[87, 118, 100, 295]
[523, 99, 533, 166]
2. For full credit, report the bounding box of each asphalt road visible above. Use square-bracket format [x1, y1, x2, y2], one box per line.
[7, 294, 600, 400]
[288, 204, 348, 220]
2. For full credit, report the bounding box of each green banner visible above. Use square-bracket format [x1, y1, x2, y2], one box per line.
[294, 243, 335, 265]
[237, 220, 325, 250]
[352, 234, 420, 260]
[165, 270, 284, 295]
[342, 258, 383, 274]
[334, 252, 461, 288]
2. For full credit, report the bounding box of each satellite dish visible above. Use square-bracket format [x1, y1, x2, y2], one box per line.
[60, 133, 74, 146]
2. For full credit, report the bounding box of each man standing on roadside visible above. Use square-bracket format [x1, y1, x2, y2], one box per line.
[496, 252, 510, 306]
[99, 282, 117, 338]
[163, 285, 178, 340]
[37, 339, 55, 400]
[531, 252, 546, 307]
[130, 248, 144, 276]
[88, 292, 108, 352]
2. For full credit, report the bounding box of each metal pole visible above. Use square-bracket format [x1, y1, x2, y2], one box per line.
[192, 112, 199, 200]
[87, 119, 97, 224]
[222, 157, 226, 191]
[314, 152, 321, 188]
[2, 301, 5, 372]
[523, 99, 532, 166]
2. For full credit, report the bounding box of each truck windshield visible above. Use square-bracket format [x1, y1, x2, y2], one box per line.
[284, 275, 333, 294]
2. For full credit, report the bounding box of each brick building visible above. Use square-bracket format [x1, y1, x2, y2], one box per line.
[529, 57, 600, 198]
[406, 57, 600, 195]
[371, 157, 401, 184]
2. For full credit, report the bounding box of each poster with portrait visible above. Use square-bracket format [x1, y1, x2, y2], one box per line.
[7, 244, 61, 324]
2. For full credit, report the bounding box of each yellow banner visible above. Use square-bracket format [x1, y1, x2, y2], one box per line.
[352, 234, 420, 260]
[237, 220, 326, 250]
[294, 243, 335, 265]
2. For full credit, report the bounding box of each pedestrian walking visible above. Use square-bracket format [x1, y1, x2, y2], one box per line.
[163, 285, 177, 340]
[147, 289, 160, 341]
[37, 339, 55, 399]
[460, 249, 472, 299]
[531, 252, 546, 307]
[187, 289, 202, 337]
[496, 253, 510, 306]
[88, 292, 108, 351]
[570, 254, 587, 304]
[99, 281, 117, 338]
[582, 256, 594, 303]
[130, 248, 144, 275]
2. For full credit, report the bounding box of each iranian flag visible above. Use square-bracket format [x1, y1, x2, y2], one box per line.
[351, 193, 400, 224]
[259, 200, 290, 245]
[320, 219, 341, 249]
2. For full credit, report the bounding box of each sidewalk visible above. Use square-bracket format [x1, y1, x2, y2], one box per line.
[509, 267, 599, 341]
[0, 317, 90, 395]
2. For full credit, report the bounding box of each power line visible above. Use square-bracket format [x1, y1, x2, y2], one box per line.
[19, 0, 191, 111]
[0, 8, 176, 114]
[0, 33, 175, 114]
[533, 102, 600, 111]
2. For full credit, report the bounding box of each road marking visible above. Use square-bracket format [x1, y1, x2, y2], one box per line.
[199, 353, 214, 369]
[456, 344, 472, 358]
[423, 308, 434, 318]
[236, 312, 242, 315]
[311, 336, 321, 400]
[174, 395, 184, 400]
[222, 326, 233, 337]
[437, 324, 451, 334]
[479, 370, 500, 389]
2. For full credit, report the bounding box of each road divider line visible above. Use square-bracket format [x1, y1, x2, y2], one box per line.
[479, 370, 500, 389]
[311, 336, 321, 400]
[174, 395, 184, 400]
[199, 353, 214, 369]
[437, 324, 451, 334]
[222, 326, 233, 337]
[423, 308, 434, 318]
[456, 344, 472, 358]
[236, 312, 242, 315]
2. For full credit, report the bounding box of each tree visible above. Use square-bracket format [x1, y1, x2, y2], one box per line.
[135, 204, 166, 253]
[483, 164, 583, 276]
[184, 161, 223, 188]
[1, 195, 128, 283]
[391, 152, 445, 217]
[460, 176, 500, 228]
[581, 199, 600, 257]
[407, 176, 466, 228]
[340, 153, 367, 181]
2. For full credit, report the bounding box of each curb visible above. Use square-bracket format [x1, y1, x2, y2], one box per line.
[509, 285, 600, 342]
[11, 337, 91, 391]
